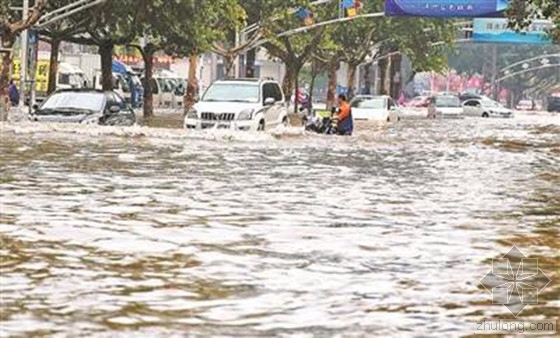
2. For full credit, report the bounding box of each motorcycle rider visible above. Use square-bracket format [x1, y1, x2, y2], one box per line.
[336, 94, 353, 135]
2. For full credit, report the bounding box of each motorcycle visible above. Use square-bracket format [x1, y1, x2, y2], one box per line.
[302, 107, 339, 135]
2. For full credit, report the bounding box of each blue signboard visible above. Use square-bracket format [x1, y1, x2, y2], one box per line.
[385, 0, 510, 18]
[473, 18, 553, 44]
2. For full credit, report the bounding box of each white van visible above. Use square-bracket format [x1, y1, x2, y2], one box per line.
[93, 71, 130, 103]
[143, 70, 186, 108]
[35, 62, 89, 103]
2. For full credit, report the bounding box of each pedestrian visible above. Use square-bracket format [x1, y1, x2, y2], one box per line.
[8, 80, 20, 106]
[398, 91, 406, 106]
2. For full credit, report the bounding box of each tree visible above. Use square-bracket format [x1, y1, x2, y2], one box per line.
[326, 0, 386, 99]
[124, 0, 245, 118]
[448, 43, 560, 104]
[507, 0, 560, 42]
[262, 0, 331, 110]
[386, 17, 455, 97]
[64, 1, 141, 91]
[311, 26, 343, 109]
[1, 0, 46, 114]
[159, 0, 245, 113]
[38, 0, 88, 94]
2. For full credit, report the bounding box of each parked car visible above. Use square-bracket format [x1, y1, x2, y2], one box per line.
[350, 95, 400, 122]
[459, 92, 482, 102]
[463, 99, 514, 118]
[547, 93, 560, 112]
[427, 94, 464, 119]
[28, 89, 136, 126]
[515, 99, 535, 111]
[184, 78, 289, 131]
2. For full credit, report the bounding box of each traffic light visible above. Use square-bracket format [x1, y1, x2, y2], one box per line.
[296, 7, 315, 26]
[341, 0, 362, 18]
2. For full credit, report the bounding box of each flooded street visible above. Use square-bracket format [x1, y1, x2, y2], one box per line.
[1, 114, 559, 337]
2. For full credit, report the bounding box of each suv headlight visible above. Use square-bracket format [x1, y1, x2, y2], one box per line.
[238, 109, 254, 120]
[186, 109, 198, 119]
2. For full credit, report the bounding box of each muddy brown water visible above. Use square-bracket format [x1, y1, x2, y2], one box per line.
[0, 113, 558, 337]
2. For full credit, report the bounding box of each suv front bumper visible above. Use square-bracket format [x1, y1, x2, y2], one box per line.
[184, 118, 257, 131]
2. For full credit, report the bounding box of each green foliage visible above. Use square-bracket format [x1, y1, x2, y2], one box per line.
[311, 0, 455, 74]
[261, 0, 334, 63]
[388, 17, 456, 74]
[448, 43, 560, 98]
[507, 0, 560, 43]
[152, 0, 245, 57]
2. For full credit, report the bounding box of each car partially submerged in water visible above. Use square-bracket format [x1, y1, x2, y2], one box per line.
[28, 89, 136, 126]
[184, 78, 289, 131]
[427, 94, 464, 119]
[463, 98, 514, 118]
[350, 95, 401, 122]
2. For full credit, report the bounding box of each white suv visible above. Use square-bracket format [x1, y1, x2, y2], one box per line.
[184, 78, 289, 131]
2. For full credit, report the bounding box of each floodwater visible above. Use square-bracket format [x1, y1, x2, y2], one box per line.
[1, 113, 559, 337]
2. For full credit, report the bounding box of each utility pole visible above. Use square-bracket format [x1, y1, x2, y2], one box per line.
[491, 44, 498, 100]
[19, 0, 29, 108]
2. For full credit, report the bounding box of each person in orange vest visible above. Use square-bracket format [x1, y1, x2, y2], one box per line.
[336, 94, 353, 135]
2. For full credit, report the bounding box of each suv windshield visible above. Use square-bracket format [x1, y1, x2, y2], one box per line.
[202, 83, 259, 103]
[356, 98, 385, 109]
[435, 96, 461, 108]
[38, 92, 105, 114]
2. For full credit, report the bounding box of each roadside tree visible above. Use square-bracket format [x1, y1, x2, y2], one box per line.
[0, 0, 46, 114]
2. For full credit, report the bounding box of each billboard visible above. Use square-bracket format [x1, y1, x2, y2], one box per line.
[473, 18, 553, 44]
[385, 0, 510, 18]
[10, 59, 49, 92]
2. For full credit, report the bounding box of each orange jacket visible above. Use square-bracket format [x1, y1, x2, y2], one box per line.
[338, 101, 351, 121]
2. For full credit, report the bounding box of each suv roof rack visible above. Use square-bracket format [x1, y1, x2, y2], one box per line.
[217, 77, 277, 82]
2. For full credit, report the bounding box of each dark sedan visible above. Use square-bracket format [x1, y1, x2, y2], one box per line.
[29, 89, 136, 126]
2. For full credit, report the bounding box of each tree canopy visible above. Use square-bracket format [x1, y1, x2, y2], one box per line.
[508, 0, 560, 42]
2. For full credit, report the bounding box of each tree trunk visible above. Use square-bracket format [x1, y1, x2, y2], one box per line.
[0, 36, 16, 121]
[1, 50, 13, 121]
[47, 39, 60, 95]
[389, 54, 402, 99]
[309, 59, 323, 103]
[346, 63, 358, 99]
[383, 55, 392, 95]
[224, 55, 235, 78]
[363, 63, 372, 95]
[282, 65, 297, 104]
[326, 61, 339, 111]
[309, 73, 317, 104]
[99, 42, 114, 91]
[142, 46, 155, 119]
[185, 54, 199, 112]
[293, 66, 301, 114]
[378, 58, 388, 95]
[245, 48, 256, 78]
